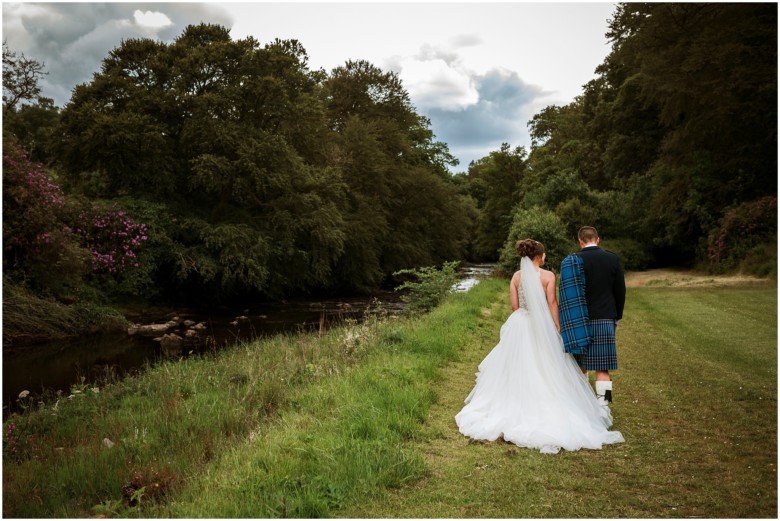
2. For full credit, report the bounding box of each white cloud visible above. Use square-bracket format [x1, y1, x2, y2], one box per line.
[396, 56, 478, 112]
[423, 67, 545, 169]
[2, 2, 232, 106]
[133, 9, 173, 30]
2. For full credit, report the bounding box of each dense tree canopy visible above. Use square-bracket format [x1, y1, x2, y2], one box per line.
[464, 144, 528, 261]
[322, 60, 470, 290]
[513, 2, 777, 272]
[50, 24, 471, 303]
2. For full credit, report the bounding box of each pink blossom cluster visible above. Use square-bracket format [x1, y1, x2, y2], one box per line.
[74, 204, 149, 274]
[3, 143, 68, 252]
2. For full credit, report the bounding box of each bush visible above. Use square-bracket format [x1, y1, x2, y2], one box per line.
[736, 241, 777, 278]
[65, 198, 156, 298]
[600, 238, 653, 271]
[71, 202, 149, 275]
[393, 261, 461, 314]
[706, 196, 777, 274]
[498, 206, 575, 275]
[3, 140, 89, 296]
[4, 141, 154, 295]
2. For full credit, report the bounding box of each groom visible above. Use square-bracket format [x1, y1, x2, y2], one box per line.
[571, 226, 626, 406]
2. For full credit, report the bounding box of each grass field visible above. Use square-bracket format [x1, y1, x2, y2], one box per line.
[337, 276, 778, 518]
[2, 273, 776, 518]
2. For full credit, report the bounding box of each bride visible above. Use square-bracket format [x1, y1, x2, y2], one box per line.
[455, 239, 625, 454]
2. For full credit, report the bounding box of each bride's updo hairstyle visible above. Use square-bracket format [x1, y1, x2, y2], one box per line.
[516, 239, 545, 261]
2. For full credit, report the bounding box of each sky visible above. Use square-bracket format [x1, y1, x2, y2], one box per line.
[2, 1, 617, 171]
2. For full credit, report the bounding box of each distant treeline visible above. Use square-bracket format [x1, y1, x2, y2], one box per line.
[3, 3, 776, 316]
[464, 3, 777, 276]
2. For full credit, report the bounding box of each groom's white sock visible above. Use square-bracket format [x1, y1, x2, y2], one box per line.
[595, 380, 613, 405]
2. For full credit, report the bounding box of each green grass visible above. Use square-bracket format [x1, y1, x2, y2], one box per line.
[3, 276, 776, 518]
[336, 280, 778, 518]
[2, 278, 500, 518]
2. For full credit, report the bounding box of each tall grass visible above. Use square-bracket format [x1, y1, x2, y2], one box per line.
[2, 278, 502, 518]
[156, 279, 499, 518]
[3, 278, 127, 345]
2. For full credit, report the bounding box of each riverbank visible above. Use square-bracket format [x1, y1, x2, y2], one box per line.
[2, 289, 404, 416]
[3, 263, 494, 416]
[2, 274, 503, 518]
[2, 280, 129, 349]
[3, 274, 776, 517]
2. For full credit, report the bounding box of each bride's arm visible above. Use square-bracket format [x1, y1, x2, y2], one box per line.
[544, 272, 561, 332]
[510, 271, 520, 311]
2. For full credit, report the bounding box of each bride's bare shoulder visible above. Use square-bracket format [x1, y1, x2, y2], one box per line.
[540, 268, 556, 281]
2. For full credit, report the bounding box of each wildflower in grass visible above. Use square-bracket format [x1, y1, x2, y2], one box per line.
[4, 422, 18, 461]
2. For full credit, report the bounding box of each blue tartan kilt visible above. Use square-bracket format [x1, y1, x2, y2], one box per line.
[575, 319, 618, 371]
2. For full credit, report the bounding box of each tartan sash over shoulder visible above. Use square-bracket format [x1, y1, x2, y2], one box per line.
[559, 254, 590, 354]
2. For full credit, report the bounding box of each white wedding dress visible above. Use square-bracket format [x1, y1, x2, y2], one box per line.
[455, 257, 625, 454]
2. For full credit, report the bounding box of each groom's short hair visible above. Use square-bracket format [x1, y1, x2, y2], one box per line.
[578, 226, 599, 243]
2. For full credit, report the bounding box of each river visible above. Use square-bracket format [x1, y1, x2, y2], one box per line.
[3, 263, 495, 415]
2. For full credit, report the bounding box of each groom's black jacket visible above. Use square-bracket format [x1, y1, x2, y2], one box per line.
[577, 246, 626, 320]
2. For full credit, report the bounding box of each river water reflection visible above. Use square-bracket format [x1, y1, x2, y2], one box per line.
[3, 263, 495, 415]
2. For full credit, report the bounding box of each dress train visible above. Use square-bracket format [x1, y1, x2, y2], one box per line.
[455, 257, 624, 454]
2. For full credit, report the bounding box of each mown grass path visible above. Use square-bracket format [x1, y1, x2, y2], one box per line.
[337, 278, 777, 518]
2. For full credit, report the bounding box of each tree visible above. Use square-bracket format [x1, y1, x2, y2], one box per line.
[467, 143, 528, 261]
[57, 25, 347, 302]
[604, 3, 777, 257]
[497, 206, 573, 275]
[3, 99, 60, 164]
[2, 41, 48, 110]
[56, 26, 473, 302]
[3, 43, 60, 165]
[324, 60, 472, 288]
[518, 3, 776, 269]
